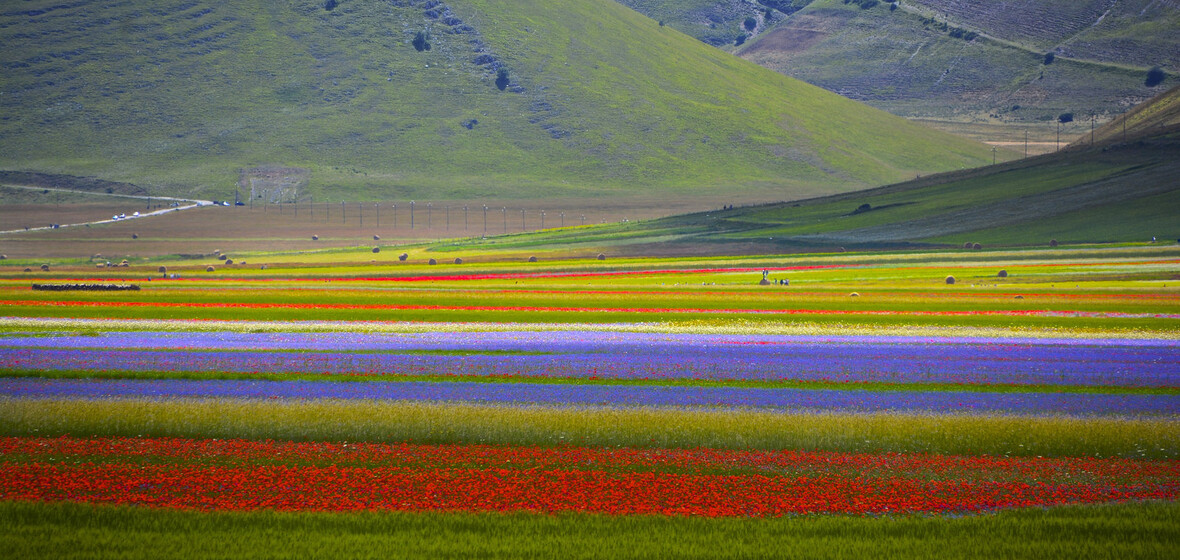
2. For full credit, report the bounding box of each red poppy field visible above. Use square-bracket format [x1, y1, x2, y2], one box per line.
[1, 243, 1177, 558]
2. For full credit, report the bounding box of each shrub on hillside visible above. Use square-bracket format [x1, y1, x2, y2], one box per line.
[323, 0, 338, 12]
[1043, 52, 1055, 65]
[744, 17, 757, 32]
[1058, 113, 1074, 123]
[412, 30, 431, 52]
[495, 67, 510, 90]
[1146, 67, 1166, 87]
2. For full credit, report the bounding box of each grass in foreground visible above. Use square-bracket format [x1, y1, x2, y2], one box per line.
[1, 500, 1176, 559]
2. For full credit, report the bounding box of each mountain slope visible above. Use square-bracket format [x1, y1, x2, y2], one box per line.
[444, 125, 1179, 256]
[736, 0, 1175, 131]
[0, 0, 992, 202]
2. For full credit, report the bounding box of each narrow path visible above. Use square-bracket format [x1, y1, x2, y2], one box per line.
[0, 184, 213, 235]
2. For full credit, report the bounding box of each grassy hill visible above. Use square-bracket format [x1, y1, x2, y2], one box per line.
[623, 0, 1176, 147]
[737, 0, 1175, 134]
[0, 0, 992, 202]
[432, 121, 1179, 257]
[1081, 85, 1180, 146]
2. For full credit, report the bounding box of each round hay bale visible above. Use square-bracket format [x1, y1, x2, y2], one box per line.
[428, 258, 438, 265]
[239, 261, 246, 265]
[972, 243, 982, 250]
[213, 250, 221, 255]
[964, 242, 973, 249]
[0, 254, 6, 260]
[132, 233, 138, 239]
[24, 268, 32, 272]
[399, 253, 408, 262]
[260, 265, 267, 270]
[837, 247, 846, 253]
[225, 259, 234, 265]
[453, 258, 463, 264]
[597, 253, 606, 261]
[1049, 239, 1059, 247]
[997, 270, 1008, 278]
[40, 264, 49, 271]
[849, 292, 860, 297]
[218, 254, 227, 261]
[373, 235, 381, 241]
[206, 266, 215, 272]
[158, 266, 167, 274]
[759, 278, 771, 285]
[945, 275, 956, 285]
[1014, 295, 1024, 299]
[96, 263, 105, 268]
[311, 235, 319, 241]
[527, 256, 538, 263]
[372, 247, 380, 254]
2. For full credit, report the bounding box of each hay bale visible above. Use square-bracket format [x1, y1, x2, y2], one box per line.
[453, 258, 463, 264]
[837, 247, 846, 253]
[964, 242, 973, 249]
[527, 256, 538, 263]
[399, 253, 408, 262]
[597, 253, 606, 260]
[23, 268, 31, 272]
[95, 263, 105, 268]
[40, 264, 49, 271]
[225, 259, 234, 265]
[428, 258, 438, 265]
[0, 255, 6, 260]
[213, 250, 221, 255]
[1014, 295, 1024, 299]
[372, 247, 380, 254]
[849, 292, 859, 297]
[131, 233, 138, 239]
[997, 270, 1008, 278]
[373, 235, 381, 241]
[972, 243, 982, 250]
[206, 266, 215, 272]
[218, 254, 227, 261]
[1049, 239, 1058, 247]
[311, 235, 319, 241]
[759, 278, 771, 285]
[158, 266, 167, 274]
[945, 275, 956, 285]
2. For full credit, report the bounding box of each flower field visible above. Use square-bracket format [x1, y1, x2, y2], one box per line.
[0, 245, 1177, 558]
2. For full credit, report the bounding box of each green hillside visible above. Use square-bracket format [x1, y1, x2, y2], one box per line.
[1081, 85, 1180, 146]
[436, 125, 1180, 256]
[0, 0, 992, 202]
[736, 0, 1175, 130]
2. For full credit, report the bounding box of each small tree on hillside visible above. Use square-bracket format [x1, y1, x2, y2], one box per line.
[495, 67, 510, 90]
[1058, 113, 1074, 124]
[744, 17, 757, 32]
[1146, 66, 1166, 87]
[1043, 52, 1055, 65]
[412, 30, 431, 52]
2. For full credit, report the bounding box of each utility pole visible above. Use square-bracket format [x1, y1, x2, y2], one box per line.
[427, 203, 432, 229]
[560, 211, 565, 228]
[482, 205, 487, 235]
[341, 201, 346, 224]
[464, 206, 469, 231]
[521, 208, 525, 231]
[445, 206, 450, 231]
[992, 146, 996, 166]
[1024, 130, 1028, 158]
[410, 201, 415, 230]
[358, 202, 362, 227]
[1091, 115, 1095, 145]
[392, 204, 396, 229]
[502, 207, 506, 233]
[375, 203, 379, 228]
